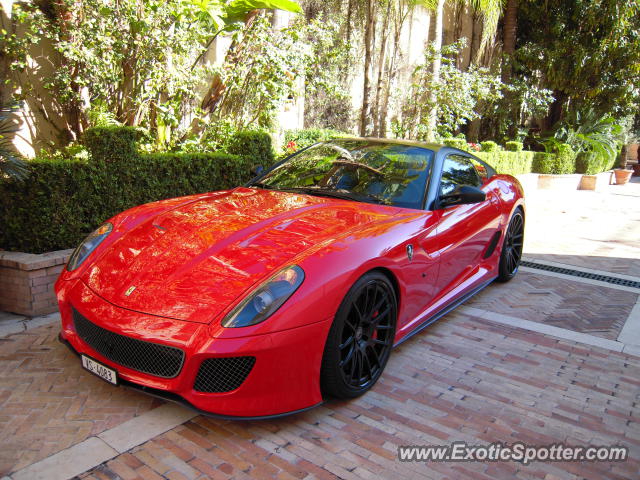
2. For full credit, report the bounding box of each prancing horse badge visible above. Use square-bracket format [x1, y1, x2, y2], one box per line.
[124, 286, 136, 296]
[406, 244, 414, 261]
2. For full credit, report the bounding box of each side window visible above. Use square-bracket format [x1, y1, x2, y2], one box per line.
[439, 155, 482, 196]
[470, 158, 489, 181]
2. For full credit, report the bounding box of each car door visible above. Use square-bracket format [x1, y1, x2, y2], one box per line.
[433, 153, 500, 296]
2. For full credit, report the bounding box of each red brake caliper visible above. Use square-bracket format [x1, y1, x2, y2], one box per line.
[372, 310, 378, 340]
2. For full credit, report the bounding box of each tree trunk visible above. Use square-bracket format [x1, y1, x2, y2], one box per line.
[499, 0, 519, 137]
[52, 0, 85, 140]
[618, 144, 628, 169]
[345, 0, 353, 46]
[379, 2, 410, 138]
[378, 32, 399, 138]
[467, 118, 481, 142]
[378, 57, 392, 138]
[425, 0, 445, 142]
[0, 0, 14, 105]
[469, 11, 481, 66]
[339, 0, 354, 86]
[545, 90, 566, 131]
[359, 0, 376, 137]
[453, 2, 464, 69]
[501, 0, 518, 82]
[118, 50, 137, 125]
[372, 2, 391, 137]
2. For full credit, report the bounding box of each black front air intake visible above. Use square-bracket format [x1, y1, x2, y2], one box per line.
[194, 356, 256, 393]
[72, 307, 185, 378]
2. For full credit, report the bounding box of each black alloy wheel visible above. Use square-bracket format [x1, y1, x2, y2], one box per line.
[321, 271, 397, 398]
[497, 209, 524, 282]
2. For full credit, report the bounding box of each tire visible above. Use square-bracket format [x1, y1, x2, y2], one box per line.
[320, 271, 397, 399]
[497, 209, 524, 282]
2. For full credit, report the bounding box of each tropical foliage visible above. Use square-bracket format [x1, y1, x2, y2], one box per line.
[394, 40, 503, 140]
[0, 103, 28, 180]
[518, 0, 640, 120]
[2, 0, 302, 145]
[553, 110, 623, 167]
[1, 0, 639, 177]
[197, 15, 310, 132]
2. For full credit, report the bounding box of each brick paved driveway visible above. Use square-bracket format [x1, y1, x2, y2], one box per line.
[466, 271, 637, 340]
[0, 323, 161, 474]
[1, 177, 639, 479]
[77, 314, 640, 480]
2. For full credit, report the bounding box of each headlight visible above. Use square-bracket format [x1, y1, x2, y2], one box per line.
[222, 265, 304, 328]
[66, 223, 113, 271]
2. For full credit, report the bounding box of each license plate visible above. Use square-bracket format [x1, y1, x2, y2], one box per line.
[81, 355, 118, 385]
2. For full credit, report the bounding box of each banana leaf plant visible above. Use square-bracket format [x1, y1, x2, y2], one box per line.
[0, 103, 28, 181]
[552, 108, 624, 166]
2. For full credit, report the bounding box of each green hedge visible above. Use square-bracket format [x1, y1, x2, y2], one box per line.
[283, 128, 346, 150]
[575, 150, 617, 175]
[575, 151, 599, 175]
[532, 143, 576, 174]
[1, 129, 256, 253]
[84, 126, 141, 162]
[84, 126, 275, 167]
[226, 130, 275, 167]
[531, 152, 554, 173]
[480, 141, 499, 152]
[476, 151, 535, 176]
[505, 141, 523, 152]
[554, 143, 577, 174]
[442, 138, 470, 151]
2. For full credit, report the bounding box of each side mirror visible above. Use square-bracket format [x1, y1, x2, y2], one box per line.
[251, 165, 264, 176]
[439, 185, 486, 208]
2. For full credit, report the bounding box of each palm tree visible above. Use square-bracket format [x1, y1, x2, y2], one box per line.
[554, 109, 624, 167]
[501, 0, 518, 82]
[471, 0, 505, 61]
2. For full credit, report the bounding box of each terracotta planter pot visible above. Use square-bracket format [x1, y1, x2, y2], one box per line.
[578, 175, 597, 190]
[614, 169, 633, 185]
[537, 174, 553, 189]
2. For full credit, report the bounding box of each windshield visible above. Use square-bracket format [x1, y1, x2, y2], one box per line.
[252, 140, 433, 209]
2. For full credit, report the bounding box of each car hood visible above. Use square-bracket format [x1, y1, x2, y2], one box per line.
[83, 187, 399, 323]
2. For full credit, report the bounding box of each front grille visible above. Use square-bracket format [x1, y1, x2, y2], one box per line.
[72, 307, 185, 378]
[194, 357, 256, 393]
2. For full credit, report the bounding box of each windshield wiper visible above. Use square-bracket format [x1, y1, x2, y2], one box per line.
[278, 187, 389, 205]
[248, 182, 275, 189]
[331, 159, 383, 176]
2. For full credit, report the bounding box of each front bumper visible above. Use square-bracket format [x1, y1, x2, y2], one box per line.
[56, 279, 330, 418]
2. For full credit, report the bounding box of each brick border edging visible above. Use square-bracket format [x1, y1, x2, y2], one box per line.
[0, 249, 73, 316]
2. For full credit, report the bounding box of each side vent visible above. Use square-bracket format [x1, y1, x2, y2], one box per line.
[194, 357, 256, 393]
[483, 231, 502, 259]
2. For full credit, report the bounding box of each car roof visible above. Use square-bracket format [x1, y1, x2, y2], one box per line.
[331, 137, 446, 152]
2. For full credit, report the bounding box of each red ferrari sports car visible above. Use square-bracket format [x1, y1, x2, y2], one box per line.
[56, 138, 525, 419]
